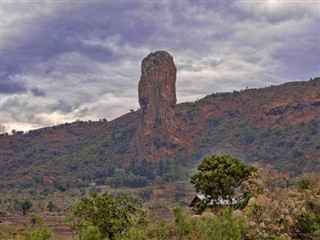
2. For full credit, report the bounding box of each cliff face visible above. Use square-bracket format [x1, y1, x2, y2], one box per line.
[129, 51, 180, 160]
[139, 51, 177, 131]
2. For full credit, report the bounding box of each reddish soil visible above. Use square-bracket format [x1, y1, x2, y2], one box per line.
[0, 182, 197, 239]
[0, 213, 73, 240]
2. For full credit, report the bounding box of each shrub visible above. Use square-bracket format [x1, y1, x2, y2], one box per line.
[21, 199, 32, 215]
[29, 214, 43, 226]
[120, 227, 148, 240]
[80, 225, 102, 240]
[68, 192, 147, 240]
[297, 211, 318, 233]
[47, 201, 60, 212]
[20, 227, 52, 240]
[198, 210, 245, 240]
[53, 178, 68, 192]
[137, 187, 153, 201]
[173, 207, 192, 236]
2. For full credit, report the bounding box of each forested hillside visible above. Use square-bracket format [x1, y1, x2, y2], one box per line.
[0, 77, 319, 194]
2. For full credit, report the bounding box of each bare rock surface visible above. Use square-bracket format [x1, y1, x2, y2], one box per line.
[129, 51, 179, 160]
[139, 51, 176, 135]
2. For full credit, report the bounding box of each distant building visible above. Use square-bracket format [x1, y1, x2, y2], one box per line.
[189, 194, 237, 207]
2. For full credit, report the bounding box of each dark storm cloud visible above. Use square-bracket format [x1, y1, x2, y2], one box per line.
[3, 2, 134, 84]
[2, 1, 319, 132]
[1, 80, 27, 94]
[31, 87, 46, 97]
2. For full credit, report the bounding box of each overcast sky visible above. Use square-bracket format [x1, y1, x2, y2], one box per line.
[1, 0, 319, 133]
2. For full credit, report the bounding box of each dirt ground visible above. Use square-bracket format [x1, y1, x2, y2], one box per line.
[0, 182, 196, 239]
[0, 213, 73, 240]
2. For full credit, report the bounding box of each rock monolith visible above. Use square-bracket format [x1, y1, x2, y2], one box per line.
[129, 51, 179, 160]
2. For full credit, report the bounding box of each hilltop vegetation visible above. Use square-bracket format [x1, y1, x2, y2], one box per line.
[0, 77, 319, 195]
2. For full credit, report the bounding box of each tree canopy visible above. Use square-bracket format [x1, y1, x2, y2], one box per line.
[68, 192, 147, 240]
[190, 154, 256, 207]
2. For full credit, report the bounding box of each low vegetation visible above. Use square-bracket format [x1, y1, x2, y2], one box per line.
[3, 155, 317, 240]
[68, 192, 148, 240]
[2, 214, 53, 240]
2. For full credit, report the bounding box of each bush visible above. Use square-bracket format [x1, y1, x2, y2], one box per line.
[21, 227, 52, 240]
[198, 210, 245, 240]
[29, 214, 43, 226]
[21, 199, 32, 215]
[47, 201, 60, 212]
[109, 170, 148, 188]
[173, 207, 192, 236]
[297, 211, 318, 233]
[120, 227, 148, 240]
[137, 187, 153, 201]
[68, 192, 147, 240]
[80, 225, 102, 240]
[53, 178, 68, 192]
[306, 200, 320, 224]
[150, 220, 172, 240]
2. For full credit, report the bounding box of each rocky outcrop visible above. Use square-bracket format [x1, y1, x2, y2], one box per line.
[128, 51, 180, 160]
[139, 51, 177, 135]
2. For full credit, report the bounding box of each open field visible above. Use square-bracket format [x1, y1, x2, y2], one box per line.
[0, 213, 72, 240]
[0, 182, 196, 239]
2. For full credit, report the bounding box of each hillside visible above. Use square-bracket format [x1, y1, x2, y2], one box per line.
[0, 77, 319, 193]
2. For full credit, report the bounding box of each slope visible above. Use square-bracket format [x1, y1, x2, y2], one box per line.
[0, 77, 319, 193]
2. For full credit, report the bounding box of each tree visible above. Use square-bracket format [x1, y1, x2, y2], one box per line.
[68, 192, 147, 240]
[21, 199, 33, 215]
[29, 214, 42, 227]
[47, 201, 59, 212]
[190, 154, 256, 208]
[53, 178, 68, 192]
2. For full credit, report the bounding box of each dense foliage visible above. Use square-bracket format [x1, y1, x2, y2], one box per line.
[190, 154, 256, 208]
[68, 192, 147, 240]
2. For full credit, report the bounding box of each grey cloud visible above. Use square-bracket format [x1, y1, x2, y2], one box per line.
[49, 99, 74, 114]
[1, 80, 27, 94]
[234, 1, 319, 23]
[1, 2, 237, 83]
[1, 1, 319, 133]
[31, 87, 46, 97]
[176, 59, 203, 72]
[0, 124, 7, 133]
[208, 59, 224, 68]
[76, 108, 89, 118]
[3, 2, 127, 81]
[2, 96, 27, 114]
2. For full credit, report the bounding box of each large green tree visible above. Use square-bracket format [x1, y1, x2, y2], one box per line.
[190, 154, 256, 207]
[68, 192, 147, 240]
